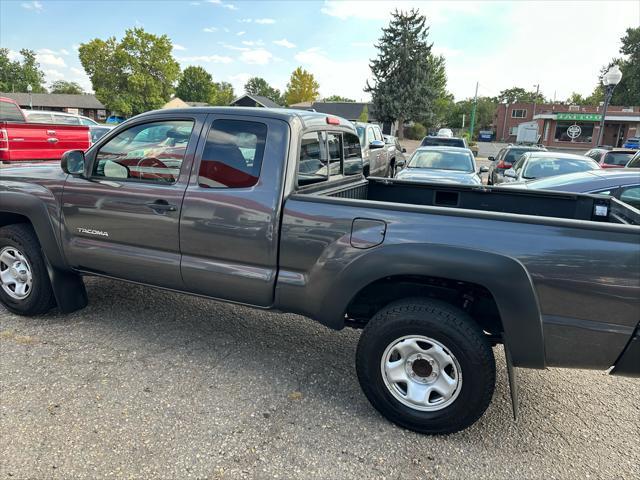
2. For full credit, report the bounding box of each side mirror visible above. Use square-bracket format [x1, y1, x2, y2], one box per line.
[369, 140, 385, 149]
[402, 147, 407, 153]
[488, 156, 495, 162]
[396, 159, 406, 168]
[504, 168, 517, 179]
[479, 166, 489, 173]
[61, 150, 85, 175]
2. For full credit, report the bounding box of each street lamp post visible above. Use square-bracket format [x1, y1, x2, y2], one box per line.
[26, 84, 33, 109]
[596, 65, 623, 146]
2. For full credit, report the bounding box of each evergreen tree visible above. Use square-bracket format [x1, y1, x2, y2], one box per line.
[358, 104, 369, 122]
[365, 9, 445, 139]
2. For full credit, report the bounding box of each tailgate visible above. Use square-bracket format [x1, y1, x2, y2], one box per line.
[0, 122, 90, 161]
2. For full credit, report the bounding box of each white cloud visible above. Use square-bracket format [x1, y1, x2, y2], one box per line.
[443, 1, 639, 100]
[237, 31, 246, 36]
[70, 67, 85, 75]
[294, 47, 371, 101]
[72, 44, 80, 51]
[173, 44, 187, 51]
[239, 18, 253, 23]
[179, 55, 233, 64]
[240, 49, 273, 65]
[222, 4, 237, 10]
[242, 40, 264, 47]
[59, 49, 70, 56]
[320, 1, 478, 23]
[37, 52, 67, 67]
[21, 1, 43, 12]
[7, 50, 21, 61]
[43, 69, 65, 81]
[229, 73, 252, 93]
[255, 18, 275, 24]
[203, 27, 218, 32]
[207, 0, 221, 3]
[273, 38, 295, 49]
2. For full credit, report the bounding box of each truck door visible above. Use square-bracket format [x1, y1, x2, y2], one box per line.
[61, 114, 205, 290]
[179, 113, 289, 307]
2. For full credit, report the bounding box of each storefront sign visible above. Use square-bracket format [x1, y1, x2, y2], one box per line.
[556, 113, 602, 121]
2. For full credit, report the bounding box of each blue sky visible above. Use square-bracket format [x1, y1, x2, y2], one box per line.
[2, 0, 638, 101]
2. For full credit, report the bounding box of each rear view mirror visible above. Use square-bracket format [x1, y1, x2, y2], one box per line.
[479, 166, 489, 173]
[61, 150, 85, 175]
[488, 156, 495, 162]
[402, 147, 407, 153]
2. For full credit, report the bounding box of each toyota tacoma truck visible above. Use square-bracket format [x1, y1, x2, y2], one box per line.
[1, 107, 638, 435]
[0, 96, 91, 162]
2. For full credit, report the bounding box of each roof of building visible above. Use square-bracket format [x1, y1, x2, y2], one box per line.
[186, 101, 210, 107]
[0, 92, 106, 109]
[231, 94, 281, 108]
[162, 97, 190, 109]
[291, 101, 376, 121]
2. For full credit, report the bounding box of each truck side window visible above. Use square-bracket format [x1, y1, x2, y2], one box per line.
[343, 132, 363, 176]
[366, 127, 374, 145]
[198, 119, 267, 188]
[298, 131, 328, 186]
[93, 120, 194, 183]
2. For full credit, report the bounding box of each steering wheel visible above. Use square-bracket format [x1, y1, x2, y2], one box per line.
[135, 157, 171, 182]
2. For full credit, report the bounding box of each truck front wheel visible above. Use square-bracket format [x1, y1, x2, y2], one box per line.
[0, 224, 56, 316]
[356, 298, 495, 434]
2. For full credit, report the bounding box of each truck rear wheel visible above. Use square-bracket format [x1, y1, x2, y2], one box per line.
[356, 298, 495, 434]
[0, 224, 56, 316]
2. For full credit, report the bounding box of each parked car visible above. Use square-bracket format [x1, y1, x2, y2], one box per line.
[501, 169, 640, 210]
[105, 115, 126, 125]
[622, 136, 639, 149]
[353, 121, 391, 177]
[487, 144, 547, 185]
[585, 147, 636, 169]
[0, 97, 91, 162]
[383, 134, 408, 176]
[420, 135, 467, 149]
[395, 146, 487, 185]
[437, 128, 453, 138]
[502, 151, 600, 183]
[1, 107, 639, 436]
[24, 109, 113, 144]
[626, 150, 640, 168]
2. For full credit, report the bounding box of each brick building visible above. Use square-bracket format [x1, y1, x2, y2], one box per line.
[494, 102, 640, 148]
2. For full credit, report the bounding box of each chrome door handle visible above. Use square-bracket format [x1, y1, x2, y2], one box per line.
[47, 138, 59, 143]
[145, 200, 177, 212]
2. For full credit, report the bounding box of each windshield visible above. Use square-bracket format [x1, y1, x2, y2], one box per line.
[408, 150, 474, 172]
[628, 152, 640, 168]
[603, 152, 634, 166]
[505, 149, 534, 163]
[420, 137, 465, 148]
[523, 157, 599, 179]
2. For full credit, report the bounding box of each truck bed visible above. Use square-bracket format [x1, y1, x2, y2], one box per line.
[299, 176, 639, 225]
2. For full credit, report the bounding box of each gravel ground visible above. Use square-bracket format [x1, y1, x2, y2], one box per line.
[1, 277, 639, 479]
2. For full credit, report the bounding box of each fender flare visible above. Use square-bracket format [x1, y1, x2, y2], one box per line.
[319, 243, 545, 369]
[0, 190, 87, 313]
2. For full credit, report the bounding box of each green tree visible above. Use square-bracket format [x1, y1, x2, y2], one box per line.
[0, 48, 46, 92]
[284, 67, 319, 106]
[496, 87, 545, 104]
[210, 81, 235, 106]
[607, 27, 640, 106]
[244, 76, 282, 104]
[358, 104, 369, 122]
[50, 80, 84, 94]
[566, 92, 586, 105]
[443, 96, 496, 136]
[324, 95, 355, 102]
[79, 27, 181, 116]
[365, 9, 446, 139]
[175, 66, 214, 103]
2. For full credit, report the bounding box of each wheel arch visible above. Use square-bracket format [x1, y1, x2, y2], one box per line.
[319, 243, 545, 369]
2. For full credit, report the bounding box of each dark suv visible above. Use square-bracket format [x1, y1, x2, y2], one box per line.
[487, 144, 547, 185]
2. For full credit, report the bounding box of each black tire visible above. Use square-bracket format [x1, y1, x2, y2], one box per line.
[0, 224, 56, 316]
[356, 298, 495, 435]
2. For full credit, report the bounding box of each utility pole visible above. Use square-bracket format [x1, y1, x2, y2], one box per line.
[469, 81, 478, 140]
[532, 83, 540, 117]
[462, 113, 465, 129]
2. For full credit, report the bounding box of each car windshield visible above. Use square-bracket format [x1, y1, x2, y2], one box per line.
[522, 157, 599, 179]
[505, 149, 533, 163]
[628, 152, 640, 168]
[420, 137, 464, 147]
[408, 150, 473, 172]
[604, 152, 634, 166]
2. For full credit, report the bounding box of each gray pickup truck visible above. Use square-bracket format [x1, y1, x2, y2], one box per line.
[1, 107, 639, 435]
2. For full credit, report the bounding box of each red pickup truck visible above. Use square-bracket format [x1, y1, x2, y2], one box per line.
[0, 97, 91, 162]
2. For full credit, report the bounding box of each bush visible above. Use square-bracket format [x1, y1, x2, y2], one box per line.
[405, 122, 426, 140]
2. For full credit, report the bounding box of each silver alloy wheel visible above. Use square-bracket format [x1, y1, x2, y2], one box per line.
[381, 335, 462, 411]
[0, 246, 34, 300]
